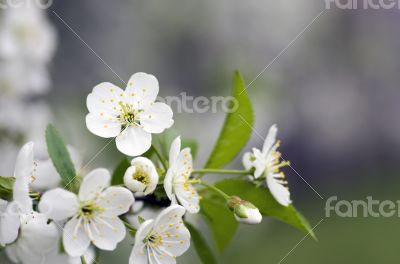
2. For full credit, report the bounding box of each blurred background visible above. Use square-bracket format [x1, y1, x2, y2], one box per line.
[1, 0, 400, 263]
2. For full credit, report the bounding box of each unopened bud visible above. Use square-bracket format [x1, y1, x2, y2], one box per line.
[124, 157, 159, 195]
[228, 196, 262, 225]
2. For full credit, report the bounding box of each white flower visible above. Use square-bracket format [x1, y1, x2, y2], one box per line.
[124, 157, 159, 195]
[5, 212, 59, 264]
[164, 137, 200, 214]
[129, 205, 190, 264]
[0, 142, 59, 264]
[0, 3, 57, 63]
[228, 197, 262, 225]
[0, 142, 36, 245]
[243, 124, 292, 207]
[0, 60, 51, 98]
[39, 168, 135, 257]
[86, 72, 174, 156]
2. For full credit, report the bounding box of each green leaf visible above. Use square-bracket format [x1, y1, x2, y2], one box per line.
[200, 198, 238, 252]
[186, 222, 218, 264]
[111, 158, 131, 186]
[204, 71, 254, 169]
[0, 176, 14, 199]
[0, 176, 15, 191]
[215, 179, 316, 240]
[45, 124, 76, 190]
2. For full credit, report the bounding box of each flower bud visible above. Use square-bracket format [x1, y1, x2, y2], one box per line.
[228, 196, 262, 225]
[124, 157, 159, 195]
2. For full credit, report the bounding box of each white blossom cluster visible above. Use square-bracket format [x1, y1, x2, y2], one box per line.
[0, 68, 295, 263]
[0, 0, 57, 175]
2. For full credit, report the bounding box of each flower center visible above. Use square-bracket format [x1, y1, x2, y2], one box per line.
[118, 101, 142, 128]
[266, 140, 290, 189]
[133, 172, 149, 184]
[145, 232, 163, 247]
[79, 202, 103, 219]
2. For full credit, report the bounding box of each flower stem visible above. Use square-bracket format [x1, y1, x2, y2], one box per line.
[122, 219, 137, 236]
[151, 145, 168, 170]
[192, 169, 249, 175]
[80, 256, 87, 264]
[191, 179, 231, 201]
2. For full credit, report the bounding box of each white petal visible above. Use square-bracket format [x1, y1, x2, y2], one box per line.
[163, 169, 174, 202]
[86, 113, 121, 138]
[174, 179, 200, 214]
[262, 124, 278, 156]
[242, 152, 253, 171]
[79, 168, 111, 202]
[0, 202, 20, 245]
[5, 243, 45, 264]
[97, 186, 134, 216]
[139, 102, 174, 134]
[63, 217, 91, 257]
[116, 126, 152, 156]
[266, 173, 292, 207]
[14, 142, 34, 182]
[5, 244, 18, 263]
[13, 142, 34, 213]
[175, 148, 192, 177]
[0, 199, 7, 212]
[159, 224, 190, 258]
[39, 188, 79, 221]
[168, 137, 181, 166]
[153, 205, 186, 228]
[130, 220, 154, 264]
[252, 148, 266, 179]
[88, 82, 125, 113]
[90, 216, 126, 250]
[18, 212, 59, 255]
[125, 72, 159, 108]
[154, 205, 190, 256]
